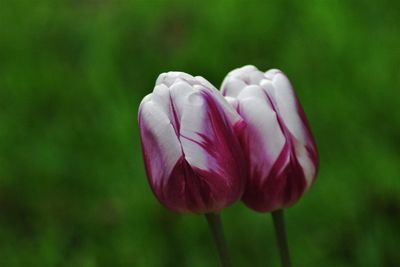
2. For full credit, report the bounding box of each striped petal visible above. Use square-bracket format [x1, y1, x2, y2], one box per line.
[138, 100, 183, 189]
[235, 86, 286, 182]
[261, 71, 318, 185]
[176, 89, 246, 212]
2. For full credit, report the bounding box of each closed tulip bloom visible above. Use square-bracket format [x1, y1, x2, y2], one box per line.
[221, 65, 319, 212]
[138, 72, 247, 213]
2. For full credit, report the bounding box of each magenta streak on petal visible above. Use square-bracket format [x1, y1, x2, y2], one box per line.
[140, 115, 213, 212]
[200, 90, 246, 183]
[266, 92, 307, 199]
[168, 94, 181, 136]
[156, 157, 212, 213]
[167, 92, 188, 167]
[158, 90, 246, 213]
[267, 91, 308, 203]
[242, 90, 308, 212]
[276, 73, 318, 173]
[242, 137, 306, 212]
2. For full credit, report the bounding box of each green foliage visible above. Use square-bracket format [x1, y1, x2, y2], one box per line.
[1, 0, 399, 266]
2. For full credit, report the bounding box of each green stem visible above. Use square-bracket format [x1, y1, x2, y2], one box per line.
[271, 209, 292, 267]
[205, 213, 232, 267]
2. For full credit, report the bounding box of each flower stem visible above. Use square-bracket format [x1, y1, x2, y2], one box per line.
[205, 213, 232, 267]
[271, 209, 292, 267]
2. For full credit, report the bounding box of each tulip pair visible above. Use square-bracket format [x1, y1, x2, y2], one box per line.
[138, 65, 318, 214]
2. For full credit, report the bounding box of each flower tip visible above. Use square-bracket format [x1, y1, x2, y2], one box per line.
[264, 68, 284, 79]
[228, 64, 258, 77]
[156, 71, 194, 87]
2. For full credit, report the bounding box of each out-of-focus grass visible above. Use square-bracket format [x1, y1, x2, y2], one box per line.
[0, 0, 399, 266]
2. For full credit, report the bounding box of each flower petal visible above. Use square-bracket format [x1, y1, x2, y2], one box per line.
[178, 89, 246, 209]
[236, 87, 286, 183]
[138, 100, 182, 189]
[261, 70, 307, 144]
[221, 78, 247, 98]
[261, 71, 318, 185]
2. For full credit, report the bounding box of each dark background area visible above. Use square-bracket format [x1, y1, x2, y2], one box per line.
[1, 1, 399, 266]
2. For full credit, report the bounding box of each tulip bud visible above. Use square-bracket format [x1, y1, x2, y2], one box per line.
[221, 65, 319, 212]
[138, 72, 247, 213]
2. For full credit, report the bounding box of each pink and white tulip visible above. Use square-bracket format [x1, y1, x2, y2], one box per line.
[221, 65, 319, 212]
[138, 72, 247, 213]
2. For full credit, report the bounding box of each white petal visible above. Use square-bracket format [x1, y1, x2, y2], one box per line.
[224, 96, 239, 110]
[138, 93, 153, 113]
[221, 78, 247, 98]
[139, 101, 182, 186]
[179, 91, 209, 170]
[262, 72, 307, 143]
[169, 80, 196, 120]
[151, 84, 172, 115]
[294, 141, 316, 186]
[140, 93, 152, 103]
[264, 69, 282, 80]
[247, 70, 265, 84]
[236, 85, 267, 101]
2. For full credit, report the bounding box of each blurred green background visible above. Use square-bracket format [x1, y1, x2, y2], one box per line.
[1, 0, 399, 266]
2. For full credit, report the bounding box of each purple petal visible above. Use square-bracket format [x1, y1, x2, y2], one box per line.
[261, 71, 318, 185]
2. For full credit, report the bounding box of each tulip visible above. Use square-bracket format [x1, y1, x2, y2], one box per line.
[138, 71, 247, 214]
[221, 65, 319, 213]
